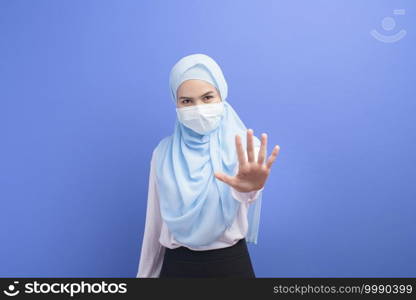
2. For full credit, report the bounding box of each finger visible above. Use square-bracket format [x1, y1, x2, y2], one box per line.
[215, 172, 235, 186]
[266, 145, 280, 169]
[235, 134, 247, 167]
[257, 133, 267, 165]
[246, 129, 255, 162]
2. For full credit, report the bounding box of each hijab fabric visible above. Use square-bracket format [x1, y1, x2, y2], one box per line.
[154, 53, 263, 247]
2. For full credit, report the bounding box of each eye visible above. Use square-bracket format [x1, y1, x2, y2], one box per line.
[204, 96, 214, 101]
[182, 99, 191, 104]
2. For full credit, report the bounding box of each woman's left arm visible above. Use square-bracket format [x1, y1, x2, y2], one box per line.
[231, 145, 264, 203]
[215, 129, 280, 199]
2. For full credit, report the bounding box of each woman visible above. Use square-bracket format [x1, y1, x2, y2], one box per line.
[137, 53, 280, 278]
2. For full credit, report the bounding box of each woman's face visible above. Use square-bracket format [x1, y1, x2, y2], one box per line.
[176, 79, 222, 108]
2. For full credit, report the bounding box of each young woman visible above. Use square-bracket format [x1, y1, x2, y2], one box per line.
[137, 53, 280, 278]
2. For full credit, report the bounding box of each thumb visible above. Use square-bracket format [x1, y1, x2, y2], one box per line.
[214, 172, 234, 185]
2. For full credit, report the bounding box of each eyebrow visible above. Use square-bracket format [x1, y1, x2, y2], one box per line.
[179, 90, 215, 100]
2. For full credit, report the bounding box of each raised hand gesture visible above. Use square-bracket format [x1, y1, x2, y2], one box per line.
[214, 129, 280, 193]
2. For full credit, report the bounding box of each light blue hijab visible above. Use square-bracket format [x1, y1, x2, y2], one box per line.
[154, 53, 263, 248]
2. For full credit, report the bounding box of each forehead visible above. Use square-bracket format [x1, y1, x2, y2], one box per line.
[176, 79, 217, 97]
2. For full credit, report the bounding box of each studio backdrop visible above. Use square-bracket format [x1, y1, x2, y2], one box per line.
[0, 0, 415, 277]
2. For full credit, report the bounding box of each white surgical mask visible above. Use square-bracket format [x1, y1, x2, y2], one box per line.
[176, 102, 224, 135]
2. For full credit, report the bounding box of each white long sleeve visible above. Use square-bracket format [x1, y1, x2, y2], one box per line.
[136, 149, 166, 278]
[136, 146, 263, 278]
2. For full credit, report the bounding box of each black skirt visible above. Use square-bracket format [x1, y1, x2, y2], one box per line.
[159, 238, 256, 278]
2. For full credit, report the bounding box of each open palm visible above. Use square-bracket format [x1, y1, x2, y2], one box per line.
[214, 129, 280, 193]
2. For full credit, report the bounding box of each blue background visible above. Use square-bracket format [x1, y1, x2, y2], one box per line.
[1, 0, 415, 277]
